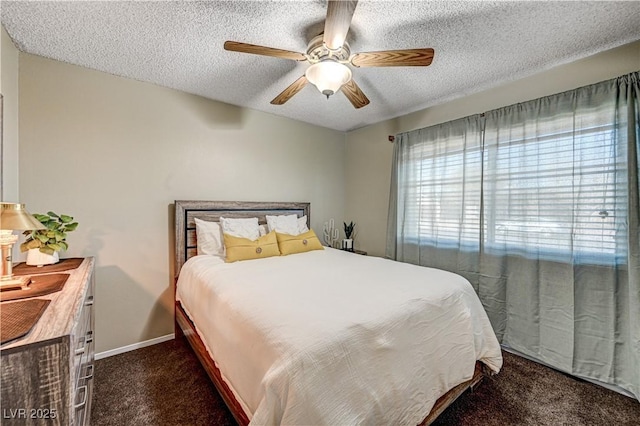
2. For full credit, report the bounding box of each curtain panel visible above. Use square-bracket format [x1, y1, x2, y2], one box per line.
[386, 115, 484, 287]
[387, 71, 640, 399]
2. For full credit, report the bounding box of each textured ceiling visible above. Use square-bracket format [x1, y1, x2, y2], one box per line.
[2, 1, 640, 132]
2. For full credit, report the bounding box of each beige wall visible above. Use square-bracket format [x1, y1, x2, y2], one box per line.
[13, 38, 640, 352]
[18, 54, 346, 353]
[1, 25, 19, 202]
[345, 41, 640, 257]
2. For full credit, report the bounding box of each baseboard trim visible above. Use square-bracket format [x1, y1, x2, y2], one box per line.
[95, 333, 175, 360]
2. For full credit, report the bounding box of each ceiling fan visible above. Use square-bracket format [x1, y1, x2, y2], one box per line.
[224, 0, 434, 109]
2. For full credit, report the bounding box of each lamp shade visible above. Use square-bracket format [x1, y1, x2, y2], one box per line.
[305, 61, 352, 97]
[0, 203, 46, 231]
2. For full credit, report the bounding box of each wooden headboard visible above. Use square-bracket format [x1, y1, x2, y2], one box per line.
[174, 200, 310, 279]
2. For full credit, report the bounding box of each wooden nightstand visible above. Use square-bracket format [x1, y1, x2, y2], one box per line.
[341, 249, 367, 255]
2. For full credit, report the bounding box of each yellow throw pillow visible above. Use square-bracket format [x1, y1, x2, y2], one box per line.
[276, 229, 324, 256]
[224, 231, 280, 263]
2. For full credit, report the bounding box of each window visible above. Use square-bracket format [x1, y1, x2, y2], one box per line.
[483, 103, 627, 262]
[484, 120, 625, 259]
[402, 119, 482, 251]
[403, 105, 627, 262]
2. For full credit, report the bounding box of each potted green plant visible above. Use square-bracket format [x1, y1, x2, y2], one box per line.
[343, 221, 355, 251]
[20, 211, 79, 266]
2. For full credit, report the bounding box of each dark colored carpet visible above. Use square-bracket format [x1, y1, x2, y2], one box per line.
[92, 337, 639, 425]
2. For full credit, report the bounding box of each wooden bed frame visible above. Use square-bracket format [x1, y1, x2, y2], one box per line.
[173, 200, 487, 426]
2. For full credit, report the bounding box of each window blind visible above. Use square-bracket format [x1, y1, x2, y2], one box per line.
[483, 105, 627, 261]
[402, 119, 482, 250]
[402, 105, 627, 261]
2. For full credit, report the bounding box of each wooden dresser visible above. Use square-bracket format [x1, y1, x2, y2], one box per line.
[1, 257, 95, 425]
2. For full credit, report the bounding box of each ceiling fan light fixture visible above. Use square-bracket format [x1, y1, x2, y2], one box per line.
[305, 61, 352, 98]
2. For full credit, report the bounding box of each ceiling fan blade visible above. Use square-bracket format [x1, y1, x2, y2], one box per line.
[351, 48, 435, 67]
[271, 76, 309, 105]
[224, 41, 306, 61]
[341, 79, 370, 109]
[323, 0, 358, 50]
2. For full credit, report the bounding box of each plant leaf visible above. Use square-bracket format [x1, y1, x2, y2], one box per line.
[25, 211, 77, 251]
[40, 247, 55, 255]
[34, 213, 49, 222]
[20, 240, 40, 253]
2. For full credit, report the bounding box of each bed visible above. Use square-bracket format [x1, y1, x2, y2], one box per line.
[173, 200, 502, 425]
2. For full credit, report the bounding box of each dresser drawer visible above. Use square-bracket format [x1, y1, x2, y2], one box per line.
[73, 363, 93, 426]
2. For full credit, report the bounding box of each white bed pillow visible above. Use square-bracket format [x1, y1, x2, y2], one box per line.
[266, 214, 308, 235]
[297, 216, 310, 234]
[194, 218, 224, 257]
[220, 216, 260, 240]
[259, 224, 269, 237]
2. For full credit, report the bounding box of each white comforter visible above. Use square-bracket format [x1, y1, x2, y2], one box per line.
[177, 248, 502, 425]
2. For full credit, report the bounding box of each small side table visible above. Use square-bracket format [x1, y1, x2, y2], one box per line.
[340, 249, 367, 255]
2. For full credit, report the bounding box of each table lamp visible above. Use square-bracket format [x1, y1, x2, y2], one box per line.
[0, 203, 46, 290]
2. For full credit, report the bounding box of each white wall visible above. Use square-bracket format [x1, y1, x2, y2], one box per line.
[345, 40, 640, 257]
[1, 25, 19, 202]
[18, 54, 346, 353]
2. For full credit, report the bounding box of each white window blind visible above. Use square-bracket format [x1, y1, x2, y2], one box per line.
[403, 124, 482, 250]
[403, 105, 627, 261]
[483, 105, 627, 261]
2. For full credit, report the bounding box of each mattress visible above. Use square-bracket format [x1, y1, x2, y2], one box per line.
[176, 248, 502, 425]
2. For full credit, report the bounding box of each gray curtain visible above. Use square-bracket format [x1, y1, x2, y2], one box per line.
[386, 115, 484, 288]
[387, 72, 640, 399]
